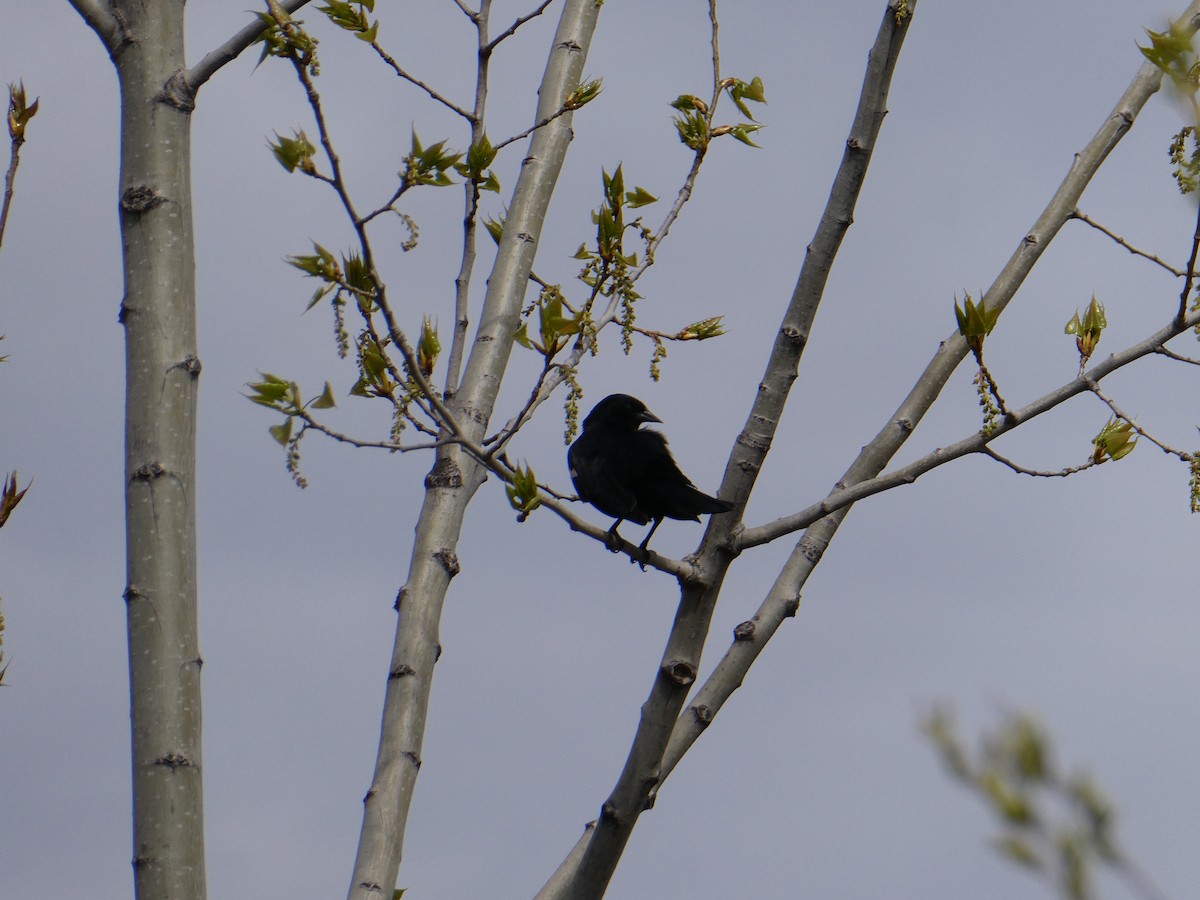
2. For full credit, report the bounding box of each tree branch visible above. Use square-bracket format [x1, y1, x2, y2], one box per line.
[346, 2, 604, 896]
[182, 0, 314, 105]
[1071, 208, 1185, 277]
[650, 0, 1200, 797]
[66, 0, 122, 51]
[485, 0, 557, 52]
[537, 3, 919, 897]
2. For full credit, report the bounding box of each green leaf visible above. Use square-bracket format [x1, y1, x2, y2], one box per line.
[483, 215, 505, 245]
[726, 76, 767, 120]
[0, 471, 31, 529]
[417, 316, 440, 378]
[269, 130, 317, 174]
[514, 322, 535, 350]
[269, 418, 294, 446]
[311, 381, 337, 409]
[624, 186, 658, 208]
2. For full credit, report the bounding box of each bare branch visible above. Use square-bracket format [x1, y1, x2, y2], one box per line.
[1155, 344, 1200, 365]
[491, 104, 576, 152]
[1071, 208, 1185, 277]
[485, 0, 557, 52]
[982, 446, 1099, 478]
[370, 44, 475, 121]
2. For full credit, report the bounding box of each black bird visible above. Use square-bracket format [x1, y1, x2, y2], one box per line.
[568, 393, 733, 557]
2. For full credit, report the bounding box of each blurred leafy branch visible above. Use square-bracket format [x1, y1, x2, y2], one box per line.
[924, 708, 1169, 900]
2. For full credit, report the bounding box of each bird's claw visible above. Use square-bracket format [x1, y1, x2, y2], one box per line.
[632, 545, 651, 570]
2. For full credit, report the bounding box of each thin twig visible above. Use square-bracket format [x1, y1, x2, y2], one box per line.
[485, 0, 557, 52]
[982, 446, 1099, 477]
[371, 44, 474, 120]
[1085, 376, 1193, 460]
[1154, 344, 1200, 365]
[295, 413, 442, 452]
[491, 104, 576, 152]
[280, 32, 472, 447]
[1180, 197, 1200, 321]
[1071, 209, 1185, 277]
[0, 122, 27, 254]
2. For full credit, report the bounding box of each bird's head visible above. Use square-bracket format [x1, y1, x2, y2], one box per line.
[583, 393, 662, 431]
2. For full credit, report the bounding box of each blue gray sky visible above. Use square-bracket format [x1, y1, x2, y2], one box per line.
[2, 2, 1198, 898]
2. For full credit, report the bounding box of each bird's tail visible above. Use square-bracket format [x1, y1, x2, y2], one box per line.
[660, 484, 733, 520]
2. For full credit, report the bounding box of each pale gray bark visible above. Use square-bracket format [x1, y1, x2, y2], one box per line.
[67, 3, 314, 897]
[110, 3, 206, 898]
[345, 2, 604, 898]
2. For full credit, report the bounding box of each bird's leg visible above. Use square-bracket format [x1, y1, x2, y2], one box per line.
[605, 520, 625, 553]
[633, 518, 663, 568]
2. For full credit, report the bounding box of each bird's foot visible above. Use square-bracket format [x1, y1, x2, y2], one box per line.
[632, 544, 651, 570]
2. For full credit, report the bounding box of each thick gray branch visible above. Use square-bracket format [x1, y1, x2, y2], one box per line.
[67, 0, 121, 50]
[345, 3, 602, 898]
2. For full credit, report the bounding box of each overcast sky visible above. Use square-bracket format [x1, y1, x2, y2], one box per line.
[2, 2, 1199, 898]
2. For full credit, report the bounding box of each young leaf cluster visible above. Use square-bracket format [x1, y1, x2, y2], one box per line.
[505, 462, 541, 522]
[270, 130, 318, 175]
[0, 471, 30, 528]
[568, 165, 657, 356]
[671, 75, 765, 151]
[454, 133, 501, 194]
[1064, 296, 1107, 368]
[1090, 417, 1137, 463]
[318, 0, 379, 43]
[955, 292, 1008, 431]
[1139, 20, 1200, 93]
[246, 373, 339, 487]
[254, 5, 320, 75]
[7, 81, 38, 142]
[514, 287, 583, 359]
[403, 131, 462, 189]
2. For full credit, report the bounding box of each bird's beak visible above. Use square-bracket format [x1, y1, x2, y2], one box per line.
[639, 408, 662, 425]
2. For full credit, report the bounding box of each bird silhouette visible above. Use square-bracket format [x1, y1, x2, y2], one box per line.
[568, 393, 732, 559]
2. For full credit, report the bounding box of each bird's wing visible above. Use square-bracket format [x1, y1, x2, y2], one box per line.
[568, 432, 649, 523]
[626, 429, 729, 521]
